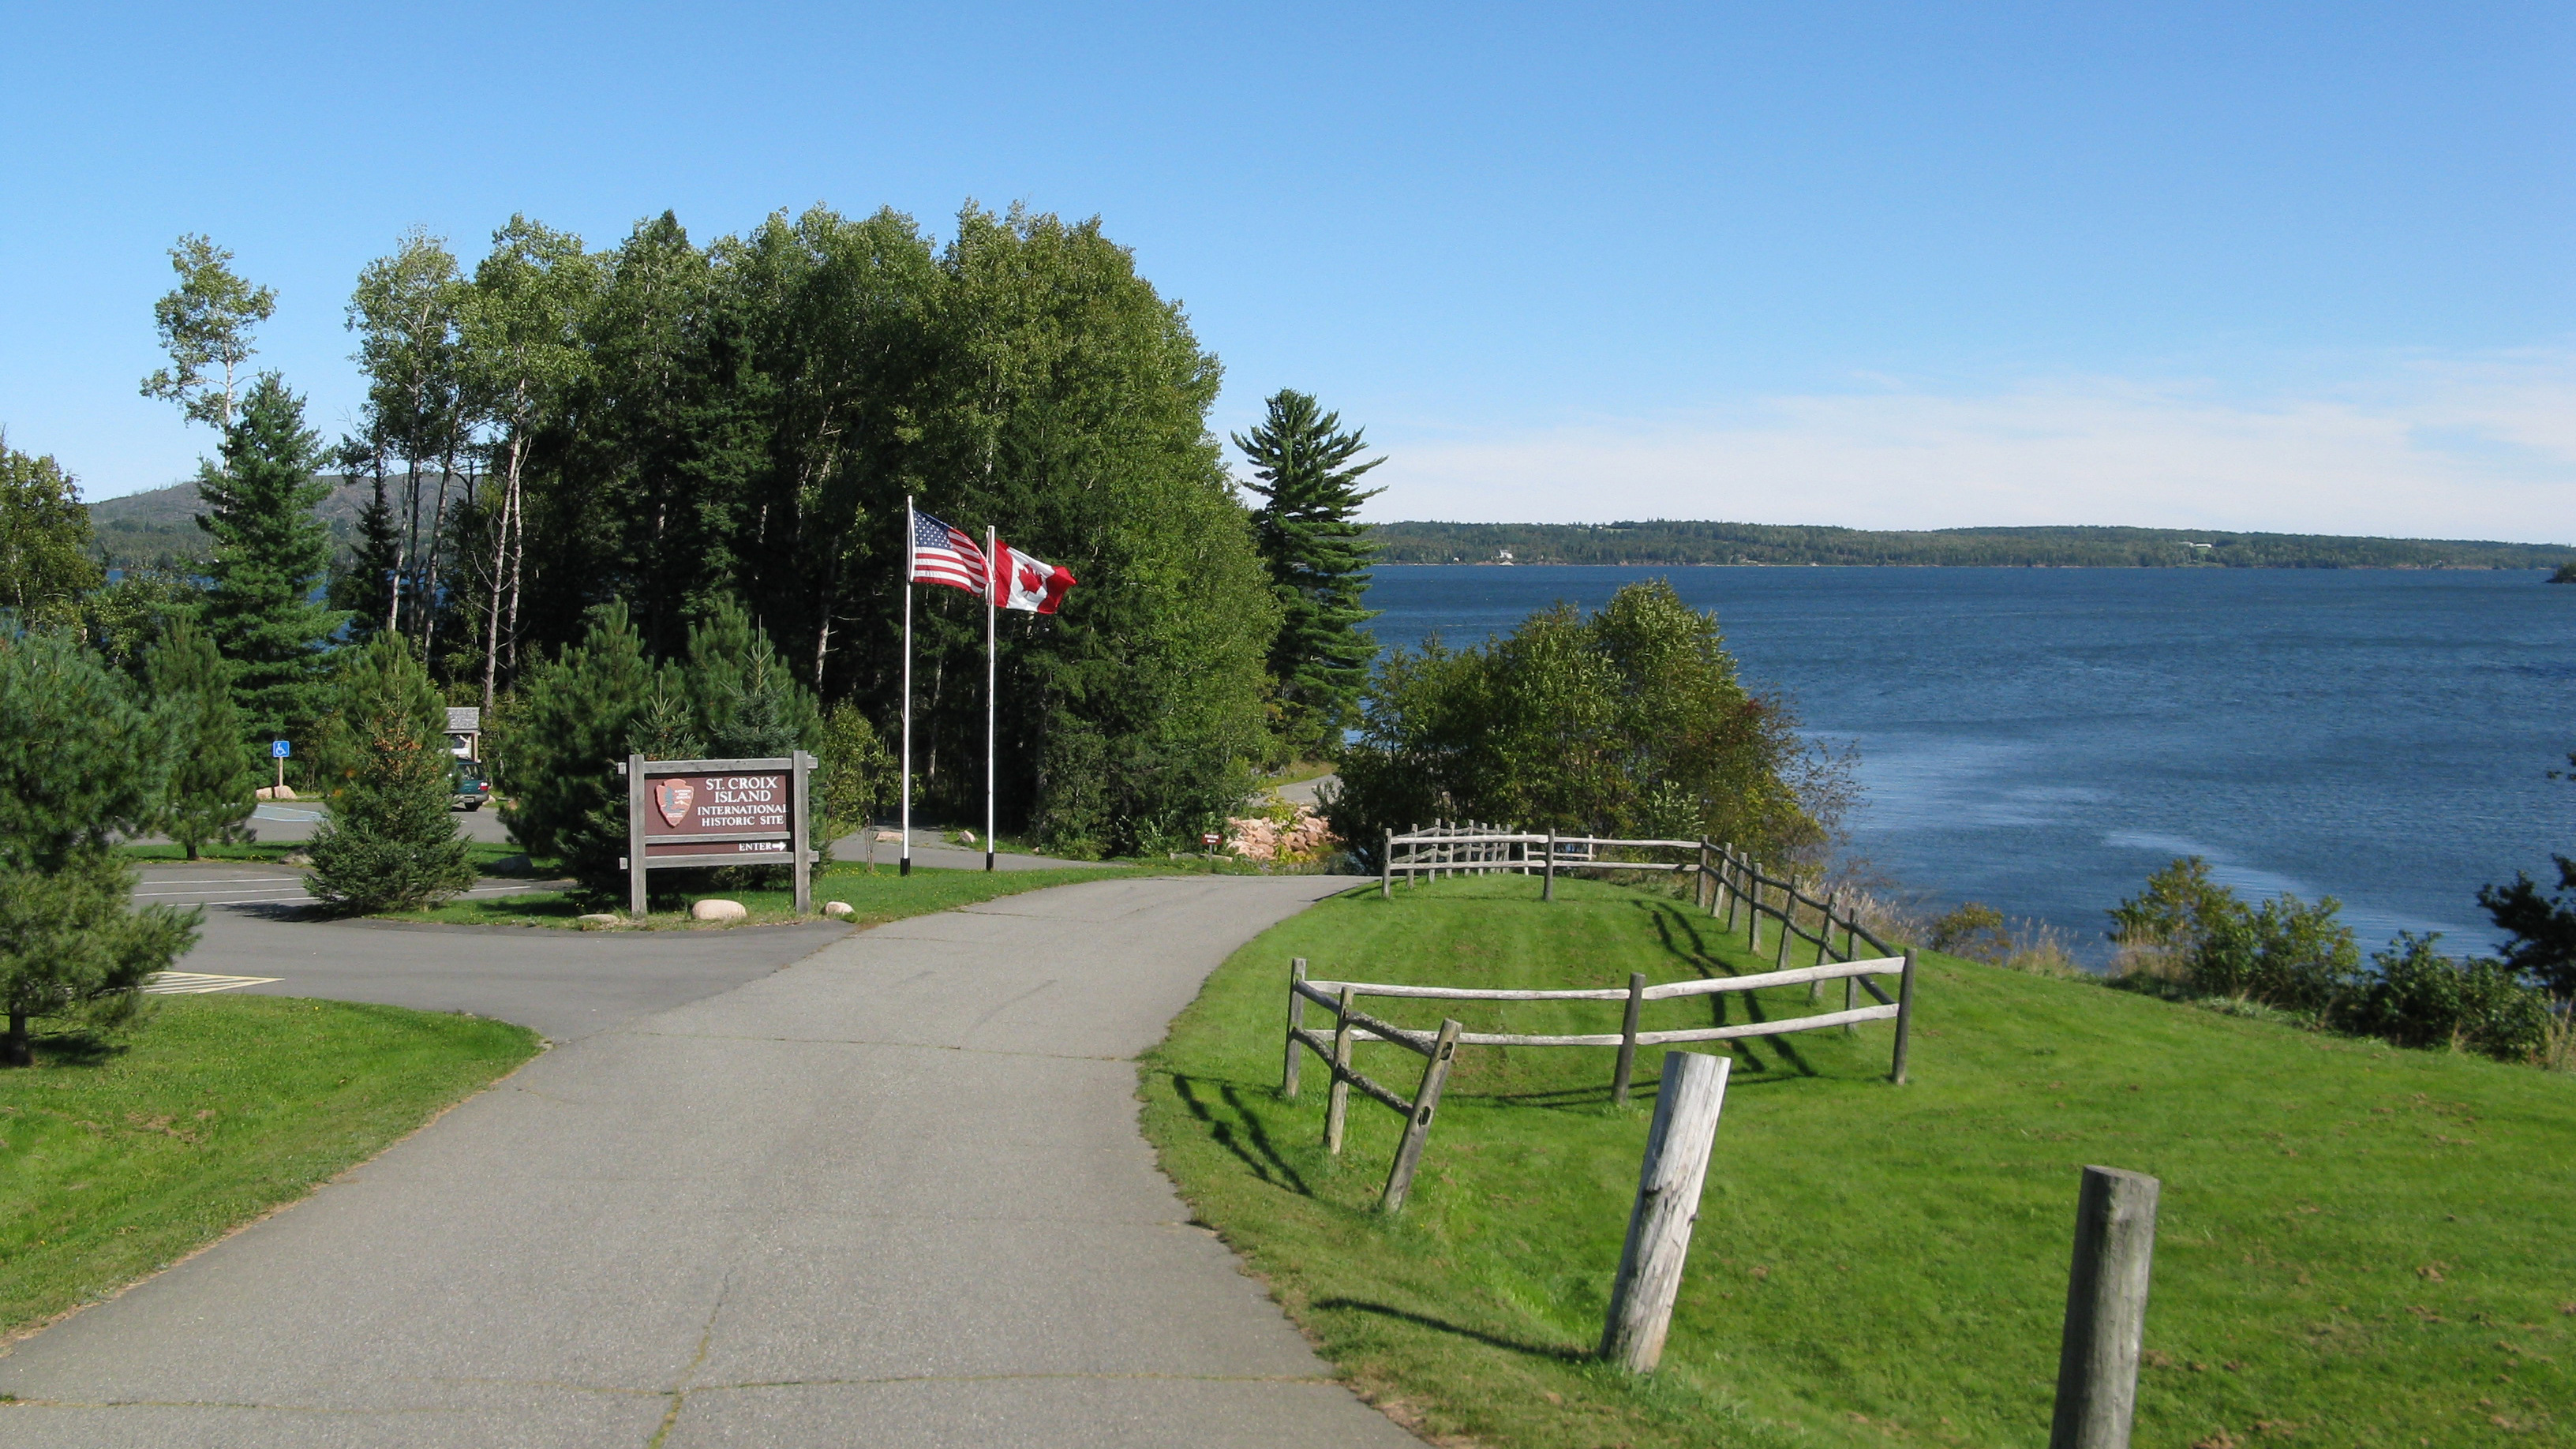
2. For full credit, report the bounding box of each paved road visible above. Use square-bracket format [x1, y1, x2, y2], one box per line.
[132, 864, 849, 1043]
[0, 874, 1412, 1447]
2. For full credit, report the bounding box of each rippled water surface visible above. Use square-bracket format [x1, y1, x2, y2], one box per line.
[1362, 567, 2574, 963]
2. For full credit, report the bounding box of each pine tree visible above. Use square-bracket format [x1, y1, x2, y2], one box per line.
[144, 615, 258, 859]
[199, 375, 352, 744]
[0, 630, 199, 1065]
[304, 633, 475, 912]
[684, 598, 818, 758]
[491, 601, 653, 894]
[1232, 390, 1386, 759]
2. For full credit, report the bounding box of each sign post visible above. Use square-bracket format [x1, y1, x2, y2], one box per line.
[620, 752, 816, 917]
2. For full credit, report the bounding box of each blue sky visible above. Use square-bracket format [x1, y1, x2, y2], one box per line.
[5, 2, 2570, 537]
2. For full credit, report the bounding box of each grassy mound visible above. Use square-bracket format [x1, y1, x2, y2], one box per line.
[2, 998, 539, 1339]
[1140, 874, 2576, 1447]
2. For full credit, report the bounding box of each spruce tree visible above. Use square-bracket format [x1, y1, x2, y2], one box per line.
[144, 615, 258, 859]
[304, 633, 475, 912]
[199, 375, 352, 744]
[1232, 390, 1386, 758]
[0, 630, 200, 1065]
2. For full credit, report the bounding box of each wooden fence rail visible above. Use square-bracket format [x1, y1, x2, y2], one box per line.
[1281, 958, 1464, 1214]
[1373, 824, 1918, 1083]
[1287, 949, 1917, 1106]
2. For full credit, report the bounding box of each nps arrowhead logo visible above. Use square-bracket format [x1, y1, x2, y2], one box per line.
[655, 781, 696, 828]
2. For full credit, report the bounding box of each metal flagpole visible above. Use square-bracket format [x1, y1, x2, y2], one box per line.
[985, 525, 998, 872]
[900, 495, 914, 878]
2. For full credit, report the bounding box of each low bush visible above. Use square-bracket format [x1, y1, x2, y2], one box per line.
[2109, 857, 2562, 1065]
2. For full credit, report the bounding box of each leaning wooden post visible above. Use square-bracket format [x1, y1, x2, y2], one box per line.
[1380, 1018, 1464, 1215]
[1325, 987, 1357, 1153]
[2048, 1166, 2162, 1449]
[1600, 1050, 1732, 1373]
[1774, 886, 1795, 969]
[1611, 972, 1648, 1104]
[1720, 847, 1738, 927]
[1889, 947, 1919, 1084]
[1544, 829, 1557, 902]
[1283, 958, 1308, 1097]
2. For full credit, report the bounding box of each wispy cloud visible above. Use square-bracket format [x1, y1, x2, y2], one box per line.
[1368, 350, 2576, 543]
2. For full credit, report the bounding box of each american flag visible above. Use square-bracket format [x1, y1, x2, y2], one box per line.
[908, 509, 988, 596]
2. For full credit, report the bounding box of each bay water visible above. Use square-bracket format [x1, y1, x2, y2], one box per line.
[1361, 566, 2574, 965]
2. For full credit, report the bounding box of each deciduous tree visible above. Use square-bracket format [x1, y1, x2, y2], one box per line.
[0, 432, 103, 623]
[140, 234, 275, 431]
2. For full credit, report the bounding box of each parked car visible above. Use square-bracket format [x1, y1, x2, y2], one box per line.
[452, 765, 493, 811]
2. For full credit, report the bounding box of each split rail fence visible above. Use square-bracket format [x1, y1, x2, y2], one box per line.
[1383, 822, 1912, 1056]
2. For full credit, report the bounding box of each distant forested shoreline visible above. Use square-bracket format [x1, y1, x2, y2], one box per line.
[1368, 519, 2574, 570]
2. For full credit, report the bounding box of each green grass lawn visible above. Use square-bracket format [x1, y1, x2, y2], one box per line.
[1140, 874, 2576, 1448]
[0, 998, 539, 1339]
[383, 860, 1148, 929]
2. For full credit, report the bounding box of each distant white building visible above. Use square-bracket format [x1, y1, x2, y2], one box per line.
[446, 706, 481, 762]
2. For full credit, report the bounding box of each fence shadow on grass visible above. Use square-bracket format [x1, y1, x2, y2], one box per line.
[1168, 1073, 1309, 1196]
[1311, 1297, 1590, 1364]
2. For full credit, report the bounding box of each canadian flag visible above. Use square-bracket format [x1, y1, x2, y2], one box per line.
[990, 541, 1077, 615]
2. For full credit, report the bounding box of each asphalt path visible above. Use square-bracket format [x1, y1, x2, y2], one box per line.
[130, 863, 849, 1043]
[1, 874, 1411, 1447]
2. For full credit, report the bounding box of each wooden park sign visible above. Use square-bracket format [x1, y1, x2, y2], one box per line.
[616, 753, 817, 916]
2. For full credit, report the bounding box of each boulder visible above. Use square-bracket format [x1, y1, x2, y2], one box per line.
[254, 784, 298, 801]
[691, 898, 748, 923]
[822, 900, 856, 919]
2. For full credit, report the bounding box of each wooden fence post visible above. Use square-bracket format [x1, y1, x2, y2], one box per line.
[1326, 986, 1357, 1153]
[1890, 948, 1919, 1084]
[1381, 832, 1392, 898]
[1283, 958, 1307, 1097]
[1380, 1019, 1464, 1214]
[1611, 972, 1647, 1105]
[1720, 847, 1737, 927]
[1748, 863, 1763, 955]
[1600, 1050, 1732, 1373]
[1774, 884, 1794, 969]
[2048, 1166, 2162, 1449]
[1544, 829, 1556, 902]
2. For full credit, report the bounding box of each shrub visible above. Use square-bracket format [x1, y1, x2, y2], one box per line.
[817, 703, 894, 840]
[304, 633, 475, 912]
[2107, 857, 2357, 1011]
[2343, 933, 2552, 1061]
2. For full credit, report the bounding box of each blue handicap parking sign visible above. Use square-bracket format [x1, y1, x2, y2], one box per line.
[271, 739, 290, 758]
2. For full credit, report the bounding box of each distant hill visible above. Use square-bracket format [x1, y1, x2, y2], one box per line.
[86, 475, 418, 570]
[1367, 520, 2576, 570]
